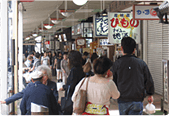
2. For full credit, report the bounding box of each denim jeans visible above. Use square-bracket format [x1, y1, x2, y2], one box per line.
[118, 100, 143, 115]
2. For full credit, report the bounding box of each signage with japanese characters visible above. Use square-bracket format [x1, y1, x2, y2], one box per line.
[133, 5, 160, 20]
[94, 15, 108, 37]
[108, 12, 140, 44]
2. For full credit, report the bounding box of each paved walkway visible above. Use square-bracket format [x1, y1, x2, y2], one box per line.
[52, 77, 163, 115]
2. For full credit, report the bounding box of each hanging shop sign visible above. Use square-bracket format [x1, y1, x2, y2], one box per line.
[45, 41, 50, 44]
[94, 15, 108, 37]
[108, 12, 140, 44]
[76, 37, 86, 49]
[133, 5, 160, 20]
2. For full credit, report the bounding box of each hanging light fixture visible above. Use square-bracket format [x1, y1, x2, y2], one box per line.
[32, 27, 38, 37]
[60, 11, 72, 17]
[39, 28, 47, 32]
[60, 0, 73, 17]
[44, 14, 53, 29]
[51, 18, 62, 25]
[32, 33, 38, 37]
[73, 0, 87, 6]
[25, 36, 30, 40]
[44, 24, 54, 29]
[51, 6, 62, 24]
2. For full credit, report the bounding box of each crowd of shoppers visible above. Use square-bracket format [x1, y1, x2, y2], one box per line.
[0, 36, 154, 115]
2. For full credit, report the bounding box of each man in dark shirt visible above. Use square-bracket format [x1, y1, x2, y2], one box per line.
[112, 37, 154, 115]
[20, 71, 59, 115]
[0, 65, 59, 108]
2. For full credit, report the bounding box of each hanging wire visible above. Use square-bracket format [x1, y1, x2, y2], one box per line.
[48, 14, 50, 25]
[41, 21, 43, 32]
[56, 6, 59, 20]
[65, 0, 67, 12]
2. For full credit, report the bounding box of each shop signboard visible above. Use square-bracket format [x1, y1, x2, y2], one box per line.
[76, 37, 86, 49]
[108, 12, 140, 44]
[45, 41, 50, 45]
[133, 5, 160, 20]
[94, 15, 108, 37]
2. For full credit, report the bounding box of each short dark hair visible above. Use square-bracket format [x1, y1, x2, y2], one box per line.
[35, 52, 40, 58]
[121, 36, 136, 54]
[83, 51, 89, 56]
[29, 52, 34, 55]
[27, 55, 33, 60]
[93, 56, 113, 75]
[68, 50, 82, 69]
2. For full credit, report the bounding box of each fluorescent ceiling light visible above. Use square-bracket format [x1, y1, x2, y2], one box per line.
[58, 35, 62, 42]
[63, 34, 67, 41]
[73, 0, 87, 6]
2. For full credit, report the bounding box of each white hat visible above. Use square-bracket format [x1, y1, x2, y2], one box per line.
[31, 71, 44, 79]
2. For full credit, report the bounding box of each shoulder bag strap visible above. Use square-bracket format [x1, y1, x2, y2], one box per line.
[86, 77, 90, 91]
[74, 77, 87, 100]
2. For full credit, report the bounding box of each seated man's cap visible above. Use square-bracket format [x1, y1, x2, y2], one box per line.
[31, 71, 44, 79]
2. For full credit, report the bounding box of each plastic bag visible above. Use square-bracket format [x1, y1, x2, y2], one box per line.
[57, 82, 64, 91]
[145, 103, 156, 114]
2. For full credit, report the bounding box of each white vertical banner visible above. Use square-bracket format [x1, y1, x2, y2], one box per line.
[18, 2, 23, 92]
[108, 12, 140, 44]
[0, 0, 8, 114]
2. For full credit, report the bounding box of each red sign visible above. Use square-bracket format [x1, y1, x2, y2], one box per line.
[20, 0, 34, 2]
[45, 41, 50, 45]
[110, 18, 139, 28]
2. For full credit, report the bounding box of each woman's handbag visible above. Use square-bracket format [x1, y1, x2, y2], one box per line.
[61, 85, 73, 113]
[73, 77, 89, 114]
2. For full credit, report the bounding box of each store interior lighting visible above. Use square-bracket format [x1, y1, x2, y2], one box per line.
[58, 35, 62, 42]
[73, 0, 87, 6]
[63, 34, 67, 41]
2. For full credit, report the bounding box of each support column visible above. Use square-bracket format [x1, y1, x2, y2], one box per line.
[18, 2, 23, 92]
[12, 0, 18, 114]
[143, 20, 148, 64]
[0, 0, 8, 115]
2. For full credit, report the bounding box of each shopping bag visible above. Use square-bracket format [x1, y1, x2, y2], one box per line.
[73, 77, 89, 114]
[61, 86, 73, 113]
[145, 103, 156, 114]
[57, 82, 64, 91]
